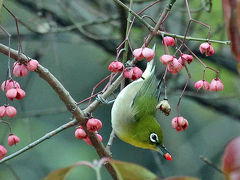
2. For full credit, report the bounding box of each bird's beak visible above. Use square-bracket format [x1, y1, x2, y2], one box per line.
[157, 144, 172, 161]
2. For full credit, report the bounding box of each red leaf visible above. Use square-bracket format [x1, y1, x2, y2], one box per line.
[222, 136, 240, 179]
[222, 0, 240, 62]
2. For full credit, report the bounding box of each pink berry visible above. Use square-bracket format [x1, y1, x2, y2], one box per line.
[108, 61, 124, 73]
[5, 106, 17, 118]
[178, 54, 194, 66]
[171, 116, 188, 132]
[96, 134, 102, 142]
[131, 67, 143, 80]
[142, 47, 155, 62]
[6, 88, 26, 101]
[167, 58, 182, 74]
[0, 145, 7, 160]
[209, 78, 224, 92]
[194, 80, 203, 90]
[75, 127, 87, 140]
[123, 67, 142, 80]
[13, 62, 28, 77]
[123, 67, 133, 79]
[84, 137, 92, 145]
[202, 80, 210, 90]
[0, 106, 6, 118]
[133, 48, 144, 61]
[1, 80, 20, 92]
[87, 118, 102, 132]
[6, 89, 17, 100]
[199, 43, 215, 56]
[194, 80, 210, 90]
[27, 59, 39, 71]
[83, 133, 103, 146]
[8, 134, 20, 146]
[162, 36, 175, 46]
[160, 55, 173, 65]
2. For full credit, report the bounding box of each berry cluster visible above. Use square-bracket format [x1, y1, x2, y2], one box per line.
[74, 118, 103, 146]
[0, 59, 39, 160]
[108, 36, 223, 134]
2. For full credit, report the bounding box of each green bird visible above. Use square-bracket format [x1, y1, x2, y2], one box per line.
[111, 56, 172, 161]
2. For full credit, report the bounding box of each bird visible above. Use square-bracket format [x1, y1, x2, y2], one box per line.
[111, 53, 172, 161]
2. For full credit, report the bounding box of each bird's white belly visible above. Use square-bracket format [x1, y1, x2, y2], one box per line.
[111, 80, 143, 138]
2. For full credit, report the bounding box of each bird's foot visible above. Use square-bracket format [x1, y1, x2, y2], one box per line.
[96, 94, 115, 104]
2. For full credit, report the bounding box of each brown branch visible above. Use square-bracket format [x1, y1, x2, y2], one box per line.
[0, 42, 118, 179]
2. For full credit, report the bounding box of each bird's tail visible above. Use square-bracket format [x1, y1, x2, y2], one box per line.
[142, 44, 157, 79]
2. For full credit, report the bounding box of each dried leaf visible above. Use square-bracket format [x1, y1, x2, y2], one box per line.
[43, 165, 75, 180]
[43, 161, 94, 180]
[222, 0, 240, 63]
[110, 160, 160, 180]
[222, 136, 240, 180]
[164, 177, 200, 180]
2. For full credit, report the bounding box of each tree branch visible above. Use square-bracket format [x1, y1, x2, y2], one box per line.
[0, 42, 118, 179]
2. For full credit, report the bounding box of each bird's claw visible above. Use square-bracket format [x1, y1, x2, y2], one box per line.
[96, 94, 115, 104]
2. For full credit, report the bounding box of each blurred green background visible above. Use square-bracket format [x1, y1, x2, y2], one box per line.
[0, 0, 239, 179]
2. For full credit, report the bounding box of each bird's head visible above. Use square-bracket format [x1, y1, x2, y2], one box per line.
[127, 116, 172, 161]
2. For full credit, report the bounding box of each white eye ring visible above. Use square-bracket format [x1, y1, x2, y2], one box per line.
[150, 133, 158, 143]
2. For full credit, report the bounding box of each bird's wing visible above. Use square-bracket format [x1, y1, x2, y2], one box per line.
[132, 72, 158, 120]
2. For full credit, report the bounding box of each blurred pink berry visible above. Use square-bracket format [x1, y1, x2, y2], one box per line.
[0, 145, 7, 160]
[167, 58, 182, 74]
[1, 80, 20, 92]
[202, 80, 210, 90]
[6, 106, 17, 118]
[75, 127, 87, 140]
[8, 134, 20, 146]
[171, 116, 188, 132]
[87, 118, 102, 132]
[142, 47, 155, 62]
[96, 134, 102, 142]
[194, 80, 210, 90]
[178, 54, 194, 66]
[133, 48, 144, 61]
[108, 61, 124, 73]
[6, 88, 26, 101]
[13, 62, 28, 77]
[0, 106, 17, 118]
[209, 78, 224, 92]
[84, 137, 92, 145]
[162, 36, 175, 46]
[133, 47, 155, 61]
[123, 67, 142, 80]
[131, 67, 143, 80]
[27, 59, 39, 71]
[199, 43, 215, 56]
[0, 106, 6, 117]
[123, 67, 133, 79]
[195, 80, 203, 90]
[84, 134, 102, 146]
[160, 55, 173, 65]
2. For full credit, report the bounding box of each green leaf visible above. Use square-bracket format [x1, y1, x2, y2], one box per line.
[164, 177, 200, 180]
[43, 165, 76, 180]
[110, 160, 160, 180]
[222, 136, 240, 180]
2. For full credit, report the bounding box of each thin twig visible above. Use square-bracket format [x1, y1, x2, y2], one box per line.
[199, 155, 226, 175]
[106, 130, 116, 156]
[0, 120, 76, 163]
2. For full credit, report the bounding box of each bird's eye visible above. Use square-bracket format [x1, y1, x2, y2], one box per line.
[150, 133, 158, 143]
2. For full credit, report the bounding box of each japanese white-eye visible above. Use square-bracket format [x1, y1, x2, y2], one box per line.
[111, 56, 172, 161]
